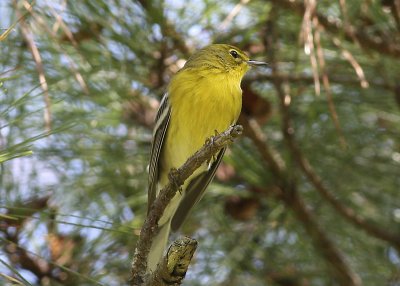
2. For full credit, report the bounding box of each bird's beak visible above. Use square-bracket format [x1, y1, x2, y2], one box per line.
[247, 60, 268, 67]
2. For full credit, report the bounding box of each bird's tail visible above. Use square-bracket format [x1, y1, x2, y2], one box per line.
[147, 221, 171, 272]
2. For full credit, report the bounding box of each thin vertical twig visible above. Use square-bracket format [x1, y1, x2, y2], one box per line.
[333, 37, 369, 88]
[219, 0, 251, 30]
[339, 0, 350, 31]
[26, 2, 90, 95]
[314, 18, 347, 148]
[301, 0, 320, 95]
[16, 0, 52, 131]
[269, 0, 400, 57]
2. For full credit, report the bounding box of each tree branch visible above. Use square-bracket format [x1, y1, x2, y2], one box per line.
[271, 65, 363, 283]
[247, 10, 363, 284]
[268, 0, 400, 58]
[145, 237, 197, 286]
[277, 185, 362, 286]
[269, 29, 400, 249]
[245, 73, 393, 91]
[238, 114, 285, 180]
[130, 125, 243, 285]
[281, 108, 400, 250]
[241, 115, 362, 286]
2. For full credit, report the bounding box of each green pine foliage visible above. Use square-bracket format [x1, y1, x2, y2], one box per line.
[1, 0, 399, 285]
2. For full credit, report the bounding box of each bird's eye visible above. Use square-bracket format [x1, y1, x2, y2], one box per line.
[230, 50, 239, 59]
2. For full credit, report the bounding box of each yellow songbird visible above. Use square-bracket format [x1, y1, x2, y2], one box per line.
[147, 44, 267, 271]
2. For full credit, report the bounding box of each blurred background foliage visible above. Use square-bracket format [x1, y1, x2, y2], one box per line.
[1, 0, 400, 285]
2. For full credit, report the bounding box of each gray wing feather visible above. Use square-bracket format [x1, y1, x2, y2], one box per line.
[148, 94, 171, 213]
[170, 148, 226, 231]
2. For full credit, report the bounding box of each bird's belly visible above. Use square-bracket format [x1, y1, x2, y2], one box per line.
[157, 79, 242, 225]
[164, 88, 241, 175]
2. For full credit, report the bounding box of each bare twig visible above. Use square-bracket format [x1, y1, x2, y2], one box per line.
[49, 1, 79, 48]
[238, 115, 285, 179]
[269, 0, 400, 58]
[219, 0, 251, 30]
[15, 1, 52, 131]
[333, 37, 369, 89]
[396, 0, 400, 30]
[300, 0, 320, 95]
[0, 0, 34, 41]
[23, 2, 90, 95]
[314, 18, 347, 148]
[0, 66, 20, 77]
[130, 125, 243, 285]
[339, 0, 350, 30]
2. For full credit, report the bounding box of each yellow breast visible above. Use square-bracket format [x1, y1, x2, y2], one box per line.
[160, 69, 242, 185]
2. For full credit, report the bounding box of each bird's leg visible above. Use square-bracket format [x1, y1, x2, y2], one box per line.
[205, 129, 220, 164]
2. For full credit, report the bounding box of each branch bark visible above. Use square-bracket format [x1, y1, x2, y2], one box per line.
[130, 125, 243, 285]
[145, 237, 197, 286]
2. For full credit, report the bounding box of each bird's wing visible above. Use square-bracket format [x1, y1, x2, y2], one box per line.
[170, 147, 226, 231]
[148, 93, 171, 213]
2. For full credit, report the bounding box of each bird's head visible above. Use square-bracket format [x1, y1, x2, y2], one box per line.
[183, 44, 267, 78]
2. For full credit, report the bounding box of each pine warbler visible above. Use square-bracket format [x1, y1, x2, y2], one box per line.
[147, 44, 267, 271]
